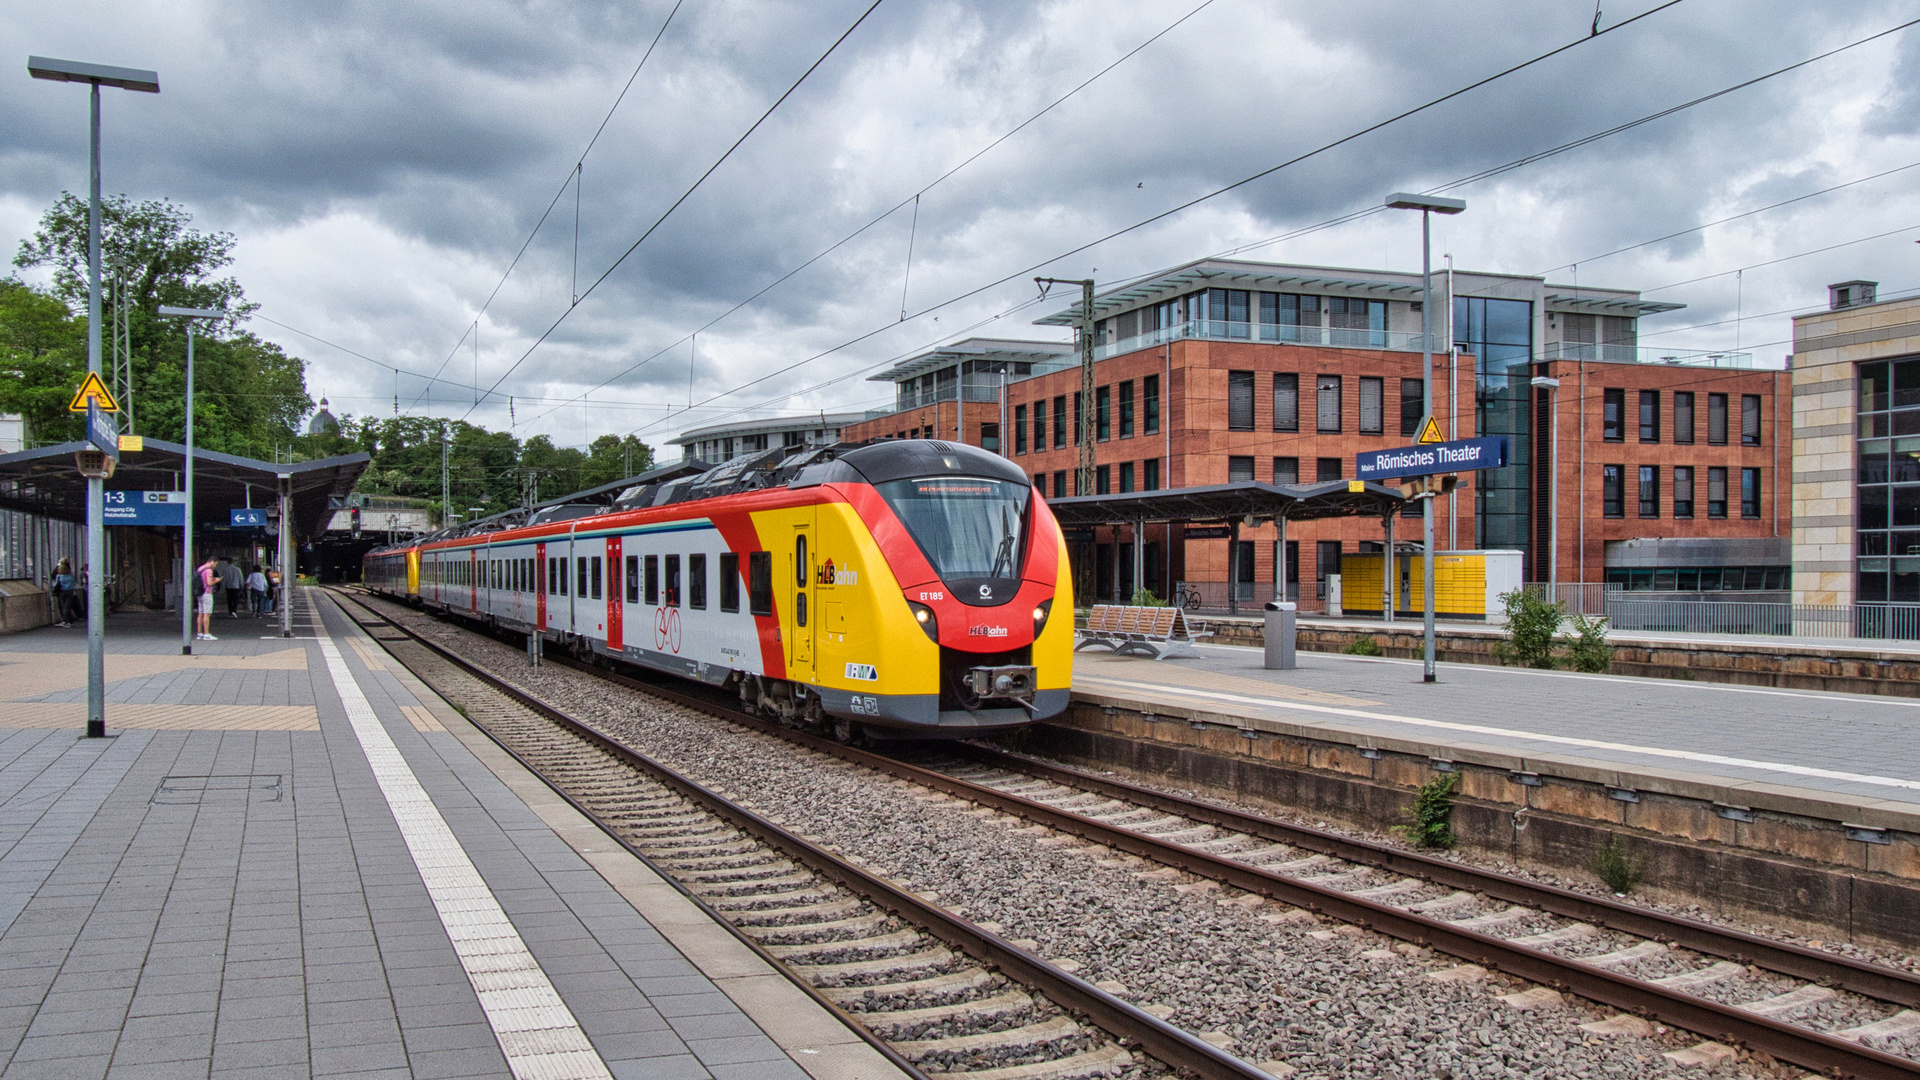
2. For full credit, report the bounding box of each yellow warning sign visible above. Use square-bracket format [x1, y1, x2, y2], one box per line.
[1347, 479, 1365, 493]
[1416, 415, 1444, 444]
[117, 435, 143, 452]
[67, 372, 119, 412]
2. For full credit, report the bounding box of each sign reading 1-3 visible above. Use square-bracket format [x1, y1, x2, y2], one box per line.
[230, 508, 269, 528]
[103, 490, 186, 526]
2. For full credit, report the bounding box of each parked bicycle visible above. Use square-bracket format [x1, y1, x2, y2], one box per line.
[1173, 582, 1204, 611]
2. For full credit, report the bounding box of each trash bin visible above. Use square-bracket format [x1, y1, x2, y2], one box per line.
[1264, 601, 1296, 670]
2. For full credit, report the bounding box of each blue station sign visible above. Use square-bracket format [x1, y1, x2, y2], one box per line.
[103, 490, 186, 526]
[1356, 436, 1509, 481]
[86, 401, 119, 460]
[230, 508, 270, 528]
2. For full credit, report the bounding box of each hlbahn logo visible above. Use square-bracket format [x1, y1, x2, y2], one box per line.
[845, 662, 878, 681]
[968, 625, 1009, 638]
[816, 560, 857, 585]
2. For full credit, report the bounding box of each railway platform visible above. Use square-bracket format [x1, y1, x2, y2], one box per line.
[0, 594, 903, 1080]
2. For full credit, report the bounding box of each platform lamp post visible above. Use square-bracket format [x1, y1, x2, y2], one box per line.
[1386, 192, 1465, 685]
[31, 56, 160, 737]
[1531, 376, 1562, 605]
[159, 306, 221, 655]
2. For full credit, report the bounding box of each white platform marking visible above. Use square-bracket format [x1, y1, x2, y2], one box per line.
[315, 608, 612, 1080]
[1081, 675, 1920, 792]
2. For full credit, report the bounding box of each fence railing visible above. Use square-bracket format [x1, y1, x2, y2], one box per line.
[1601, 599, 1920, 641]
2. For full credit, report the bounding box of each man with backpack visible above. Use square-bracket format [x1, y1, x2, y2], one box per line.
[49, 559, 76, 627]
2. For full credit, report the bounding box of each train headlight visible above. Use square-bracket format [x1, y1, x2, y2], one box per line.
[908, 600, 939, 643]
[1032, 598, 1053, 638]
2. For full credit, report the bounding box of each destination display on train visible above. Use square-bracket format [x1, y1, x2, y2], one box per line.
[1355, 435, 1509, 481]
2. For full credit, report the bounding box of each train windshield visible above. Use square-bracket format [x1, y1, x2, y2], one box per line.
[877, 477, 1029, 583]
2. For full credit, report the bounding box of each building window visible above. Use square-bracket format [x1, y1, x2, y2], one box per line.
[719, 554, 740, 612]
[1227, 370, 1255, 431]
[1358, 376, 1384, 435]
[1674, 466, 1694, 518]
[1639, 390, 1660, 443]
[748, 551, 772, 615]
[1228, 456, 1254, 483]
[1144, 374, 1160, 434]
[1742, 394, 1762, 446]
[1316, 375, 1342, 433]
[1054, 471, 1067, 499]
[689, 554, 707, 609]
[1602, 388, 1625, 441]
[1119, 461, 1134, 492]
[1096, 386, 1112, 440]
[1119, 380, 1134, 438]
[1638, 466, 1660, 517]
[982, 423, 1000, 453]
[1603, 465, 1624, 518]
[1091, 465, 1107, 495]
[1707, 466, 1728, 518]
[1144, 459, 1160, 490]
[1014, 405, 1027, 454]
[644, 555, 659, 605]
[1053, 396, 1067, 448]
[1073, 391, 1083, 445]
[1316, 457, 1343, 482]
[1674, 391, 1695, 444]
[1742, 467, 1761, 518]
[1032, 404, 1045, 452]
[1273, 457, 1299, 486]
[1273, 373, 1299, 432]
[1400, 378, 1424, 437]
[1707, 393, 1728, 445]
[1316, 540, 1341, 600]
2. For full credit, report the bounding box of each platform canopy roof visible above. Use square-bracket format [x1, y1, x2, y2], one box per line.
[1044, 479, 1405, 526]
[0, 439, 369, 537]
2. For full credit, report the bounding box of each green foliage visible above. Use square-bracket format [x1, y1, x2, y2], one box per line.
[1592, 835, 1644, 894]
[1396, 772, 1459, 849]
[1129, 588, 1166, 607]
[1342, 635, 1382, 656]
[0, 279, 86, 445]
[1563, 613, 1615, 673]
[1496, 588, 1564, 668]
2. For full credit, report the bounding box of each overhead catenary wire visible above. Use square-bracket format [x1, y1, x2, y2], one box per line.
[463, 0, 891, 421]
[510, 0, 1227, 434]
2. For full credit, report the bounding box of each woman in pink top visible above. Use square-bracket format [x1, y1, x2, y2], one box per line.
[195, 557, 219, 640]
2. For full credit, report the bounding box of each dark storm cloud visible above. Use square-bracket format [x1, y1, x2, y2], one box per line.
[5, 0, 1918, 442]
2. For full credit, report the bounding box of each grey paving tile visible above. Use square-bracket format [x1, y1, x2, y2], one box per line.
[685, 1035, 787, 1066]
[119, 1013, 216, 1041]
[209, 1014, 306, 1044]
[0, 1051, 112, 1079]
[591, 1029, 694, 1059]
[604, 1053, 711, 1080]
[650, 992, 740, 1019]
[208, 1036, 308, 1070]
[107, 1033, 216, 1066]
[103, 1060, 215, 1080]
[662, 1013, 765, 1042]
[310, 1041, 409, 1074]
[9, 1029, 123, 1061]
[403, 1045, 511, 1079]
[707, 1060, 809, 1080]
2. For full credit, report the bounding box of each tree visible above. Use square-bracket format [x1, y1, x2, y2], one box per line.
[0, 279, 87, 445]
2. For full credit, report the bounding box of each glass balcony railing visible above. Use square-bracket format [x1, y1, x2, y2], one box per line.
[1095, 319, 1429, 360]
[1540, 342, 1780, 369]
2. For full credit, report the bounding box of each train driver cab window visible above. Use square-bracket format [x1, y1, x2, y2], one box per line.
[720, 553, 741, 612]
[590, 556, 602, 600]
[645, 555, 659, 605]
[748, 551, 773, 616]
[665, 555, 681, 607]
[689, 554, 707, 609]
[625, 555, 639, 603]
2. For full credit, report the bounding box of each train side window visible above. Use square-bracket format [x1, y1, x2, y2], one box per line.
[748, 552, 773, 616]
[590, 556, 602, 600]
[576, 557, 588, 596]
[719, 553, 740, 612]
[558, 557, 568, 596]
[665, 555, 681, 607]
[645, 555, 659, 605]
[795, 536, 808, 586]
[547, 558, 554, 594]
[689, 554, 707, 609]
[625, 555, 639, 603]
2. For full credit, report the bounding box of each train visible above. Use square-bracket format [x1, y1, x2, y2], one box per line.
[362, 439, 1073, 739]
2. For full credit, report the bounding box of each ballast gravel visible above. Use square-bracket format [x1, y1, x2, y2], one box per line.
[367, 599, 1818, 1078]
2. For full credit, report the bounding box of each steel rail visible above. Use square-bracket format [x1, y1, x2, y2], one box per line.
[328, 589, 1275, 1080]
[341, 589, 1920, 1078]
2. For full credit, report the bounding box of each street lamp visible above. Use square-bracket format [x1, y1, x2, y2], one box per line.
[1385, 192, 1465, 685]
[31, 56, 160, 739]
[159, 305, 221, 656]
[1531, 375, 1562, 605]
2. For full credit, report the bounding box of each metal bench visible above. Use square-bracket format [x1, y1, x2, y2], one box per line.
[1075, 604, 1212, 660]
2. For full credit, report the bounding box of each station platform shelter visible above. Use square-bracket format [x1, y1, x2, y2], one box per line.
[0, 439, 369, 623]
[0, 589, 886, 1079]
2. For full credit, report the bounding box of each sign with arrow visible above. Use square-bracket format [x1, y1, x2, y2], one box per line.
[68, 372, 119, 413]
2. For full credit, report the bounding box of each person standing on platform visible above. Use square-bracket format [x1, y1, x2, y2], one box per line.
[195, 556, 218, 640]
[265, 566, 281, 615]
[49, 559, 75, 627]
[219, 557, 244, 618]
[247, 565, 268, 616]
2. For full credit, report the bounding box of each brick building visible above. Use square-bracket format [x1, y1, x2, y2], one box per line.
[841, 257, 1789, 610]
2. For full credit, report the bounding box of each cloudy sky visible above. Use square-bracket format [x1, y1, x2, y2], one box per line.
[6, 0, 1920, 452]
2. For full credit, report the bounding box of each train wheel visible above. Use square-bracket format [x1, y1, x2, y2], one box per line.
[832, 716, 855, 745]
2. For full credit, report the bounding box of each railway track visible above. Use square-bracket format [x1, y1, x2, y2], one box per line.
[335, 587, 1920, 1078]
[325, 588, 1274, 1080]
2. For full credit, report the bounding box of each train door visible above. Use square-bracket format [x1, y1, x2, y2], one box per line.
[606, 535, 623, 651]
[535, 542, 547, 632]
[785, 513, 816, 681]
